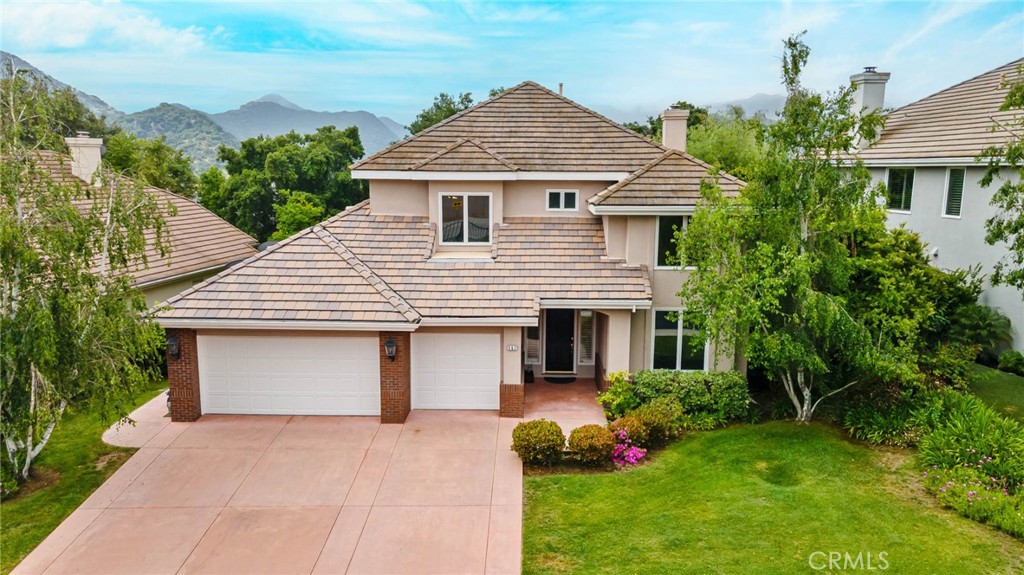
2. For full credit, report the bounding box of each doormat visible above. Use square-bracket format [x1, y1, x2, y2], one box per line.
[544, 377, 576, 384]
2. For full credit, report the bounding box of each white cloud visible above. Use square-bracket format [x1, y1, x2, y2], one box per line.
[2, 1, 207, 54]
[762, 0, 842, 44]
[884, 1, 992, 60]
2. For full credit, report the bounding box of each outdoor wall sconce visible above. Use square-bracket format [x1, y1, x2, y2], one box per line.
[384, 336, 397, 362]
[167, 336, 180, 359]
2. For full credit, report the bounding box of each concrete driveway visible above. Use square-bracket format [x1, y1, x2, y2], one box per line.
[15, 401, 522, 575]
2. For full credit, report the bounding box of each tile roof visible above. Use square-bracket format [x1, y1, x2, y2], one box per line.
[413, 139, 519, 172]
[859, 58, 1023, 160]
[352, 81, 667, 173]
[159, 201, 651, 322]
[589, 150, 746, 207]
[34, 151, 258, 289]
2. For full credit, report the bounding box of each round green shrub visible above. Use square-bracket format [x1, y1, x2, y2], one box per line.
[568, 424, 615, 466]
[608, 415, 651, 448]
[628, 397, 684, 446]
[998, 350, 1024, 376]
[511, 419, 565, 465]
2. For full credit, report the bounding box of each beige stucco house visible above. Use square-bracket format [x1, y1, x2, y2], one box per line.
[156, 82, 744, 423]
[47, 136, 258, 306]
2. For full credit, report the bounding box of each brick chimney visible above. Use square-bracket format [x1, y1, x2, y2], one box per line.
[661, 108, 689, 152]
[63, 131, 104, 183]
[850, 66, 891, 115]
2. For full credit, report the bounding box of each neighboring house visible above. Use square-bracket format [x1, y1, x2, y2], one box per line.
[156, 82, 744, 423]
[852, 59, 1024, 351]
[41, 135, 258, 306]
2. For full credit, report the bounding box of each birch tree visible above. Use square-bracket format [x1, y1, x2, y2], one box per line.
[679, 34, 893, 422]
[1, 70, 170, 482]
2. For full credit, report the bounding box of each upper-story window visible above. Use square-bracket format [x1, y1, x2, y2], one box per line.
[943, 168, 965, 218]
[886, 168, 915, 212]
[441, 193, 491, 244]
[656, 215, 691, 268]
[547, 189, 578, 211]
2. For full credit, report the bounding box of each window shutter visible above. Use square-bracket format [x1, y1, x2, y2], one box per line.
[945, 169, 965, 217]
[578, 311, 594, 365]
[525, 326, 541, 365]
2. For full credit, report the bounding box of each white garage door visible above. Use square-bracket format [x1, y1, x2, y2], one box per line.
[411, 333, 500, 409]
[197, 335, 380, 415]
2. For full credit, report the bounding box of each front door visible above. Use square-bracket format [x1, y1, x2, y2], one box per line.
[544, 309, 575, 373]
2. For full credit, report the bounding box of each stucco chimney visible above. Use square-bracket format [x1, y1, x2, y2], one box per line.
[661, 107, 689, 152]
[63, 131, 104, 183]
[850, 66, 891, 115]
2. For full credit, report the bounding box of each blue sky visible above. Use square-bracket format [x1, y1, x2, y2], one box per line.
[2, 1, 1022, 124]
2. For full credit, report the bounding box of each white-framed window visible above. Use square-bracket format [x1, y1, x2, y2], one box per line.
[886, 168, 915, 212]
[943, 168, 965, 218]
[578, 310, 594, 365]
[440, 193, 491, 244]
[652, 309, 707, 371]
[546, 189, 578, 211]
[656, 215, 692, 268]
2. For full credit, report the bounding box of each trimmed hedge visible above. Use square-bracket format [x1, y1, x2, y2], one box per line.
[599, 370, 750, 426]
[511, 419, 564, 465]
[568, 424, 615, 466]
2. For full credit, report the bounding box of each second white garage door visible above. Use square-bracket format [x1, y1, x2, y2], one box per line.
[411, 333, 500, 409]
[197, 335, 380, 415]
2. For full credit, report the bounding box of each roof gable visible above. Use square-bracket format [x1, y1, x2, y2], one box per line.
[589, 150, 745, 207]
[413, 138, 519, 172]
[353, 81, 666, 173]
[860, 58, 1023, 160]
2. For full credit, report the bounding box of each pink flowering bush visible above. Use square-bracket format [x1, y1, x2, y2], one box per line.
[610, 428, 647, 466]
[923, 464, 1024, 538]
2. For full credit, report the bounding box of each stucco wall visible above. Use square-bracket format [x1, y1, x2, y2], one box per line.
[142, 270, 220, 307]
[368, 180, 429, 216]
[503, 180, 612, 217]
[874, 165, 1023, 350]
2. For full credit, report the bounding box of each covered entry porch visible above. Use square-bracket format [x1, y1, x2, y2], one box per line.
[523, 377, 606, 432]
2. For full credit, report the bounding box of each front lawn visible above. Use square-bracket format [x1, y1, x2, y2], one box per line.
[968, 363, 1024, 422]
[523, 422, 1024, 574]
[0, 381, 167, 575]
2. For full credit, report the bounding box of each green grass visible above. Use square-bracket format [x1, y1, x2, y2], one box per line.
[523, 422, 1024, 574]
[0, 382, 166, 575]
[968, 363, 1024, 422]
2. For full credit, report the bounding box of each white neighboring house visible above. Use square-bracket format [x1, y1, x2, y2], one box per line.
[851, 59, 1024, 351]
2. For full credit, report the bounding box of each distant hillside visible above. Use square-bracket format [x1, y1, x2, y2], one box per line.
[210, 97, 406, 155]
[117, 104, 240, 172]
[711, 93, 786, 119]
[1, 51, 407, 173]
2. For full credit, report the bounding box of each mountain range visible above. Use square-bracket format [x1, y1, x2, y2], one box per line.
[1, 51, 407, 172]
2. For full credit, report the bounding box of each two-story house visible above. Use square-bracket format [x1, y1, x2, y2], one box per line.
[157, 82, 743, 423]
[853, 59, 1023, 351]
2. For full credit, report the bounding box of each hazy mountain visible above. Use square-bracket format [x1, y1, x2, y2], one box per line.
[210, 98, 407, 155]
[1, 50, 121, 120]
[116, 103, 240, 172]
[2, 51, 407, 172]
[711, 93, 786, 119]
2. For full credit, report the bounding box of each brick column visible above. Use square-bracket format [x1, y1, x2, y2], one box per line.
[379, 332, 411, 424]
[166, 328, 201, 422]
[499, 383, 524, 418]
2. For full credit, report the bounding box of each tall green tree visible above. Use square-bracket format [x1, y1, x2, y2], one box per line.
[687, 106, 767, 181]
[407, 92, 475, 134]
[271, 191, 325, 241]
[200, 125, 365, 242]
[980, 63, 1024, 292]
[1, 72, 170, 481]
[624, 101, 709, 142]
[103, 132, 199, 198]
[678, 34, 890, 422]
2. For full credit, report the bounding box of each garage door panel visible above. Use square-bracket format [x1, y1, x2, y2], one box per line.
[198, 335, 380, 416]
[412, 333, 500, 410]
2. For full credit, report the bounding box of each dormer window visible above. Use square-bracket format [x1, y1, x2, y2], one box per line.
[546, 189, 578, 211]
[441, 193, 491, 244]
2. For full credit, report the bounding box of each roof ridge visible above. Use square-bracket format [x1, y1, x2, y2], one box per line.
[312, 226, 421, 323]
[320, 199, 371, 226]
[409, 138, 520, 171]
[469, 139, 520, 171]
[589, 149, 747, 206]
[351, 82, 533, 170]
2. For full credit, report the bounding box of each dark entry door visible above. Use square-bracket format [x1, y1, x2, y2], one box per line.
[544, 309, 575, 373]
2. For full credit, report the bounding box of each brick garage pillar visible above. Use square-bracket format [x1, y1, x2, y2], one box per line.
[166, 328, 201, 422]
[499, 383, 524, 418]
[379, 332, 411, 424]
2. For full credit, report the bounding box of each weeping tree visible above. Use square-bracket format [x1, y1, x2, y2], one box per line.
[679, 34, 905, 422]
[1, 70, 170, 484]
